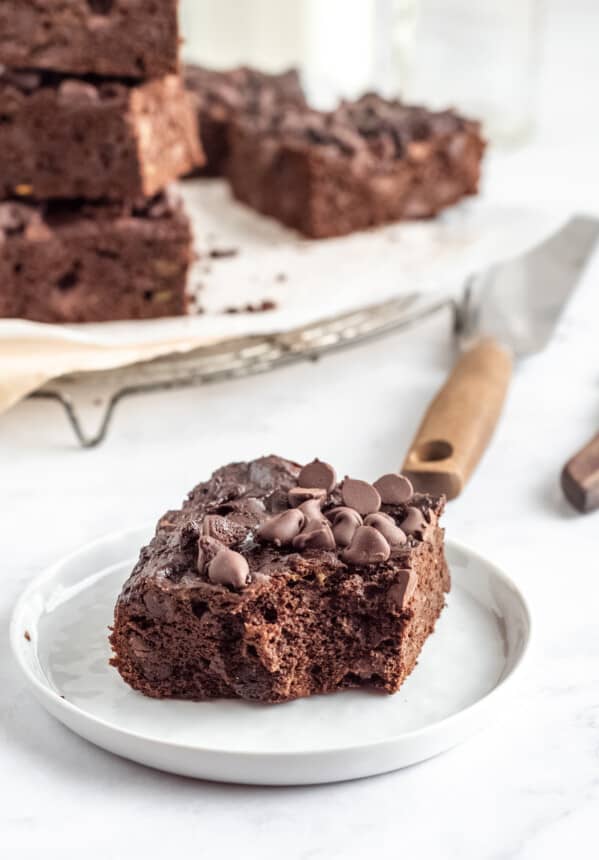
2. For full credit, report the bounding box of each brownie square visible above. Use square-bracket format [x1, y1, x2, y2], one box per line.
[0, 69, 204, 202]
[0, 193, 193, 323]
[183, 64, 306, 177]
[110, 456, 449, 704]
[228, 94, 485, 238]
[0, 0, 180, 80]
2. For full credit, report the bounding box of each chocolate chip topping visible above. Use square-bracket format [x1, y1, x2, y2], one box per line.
[208, 548, 250, 588]
[341, 478, 381, 516]
[298, 498, 325, 523]
[364, 512, 407, 548]
[201, 514, 248, 546]
[292, 521, 336, 551]
[257, 508, 304, 546]
[342, 525, 391, 566]
[288, 487, 327, 507]
[198, 456, 439, 580]
[196, 535, 226, 573]
[327, 506, 363, 547]
[373, 473, 414, 505]
[401, 506, 429, 538]
[298, 459, 337, 492]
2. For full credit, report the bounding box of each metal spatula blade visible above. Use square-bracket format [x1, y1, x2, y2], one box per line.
[403, 215, 599, 499]
[458, 216, 599, 357]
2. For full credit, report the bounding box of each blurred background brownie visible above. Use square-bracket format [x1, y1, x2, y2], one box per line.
[228, 93, 485, 238]
[0, 1, 201, 323]
[0, 194, 193, 323]
[0, 0, 180, 79]
[184, 64, 305, 176]
[0, 68, 203, 202]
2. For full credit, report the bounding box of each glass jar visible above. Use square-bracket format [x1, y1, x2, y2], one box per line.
[393, 0, 544, 143]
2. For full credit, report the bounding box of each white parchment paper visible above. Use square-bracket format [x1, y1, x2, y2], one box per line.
[0, 179, 562, 412]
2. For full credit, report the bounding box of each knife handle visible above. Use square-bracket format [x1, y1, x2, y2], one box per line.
[561, 432, 599, 513]
[402, 338, 513, 500]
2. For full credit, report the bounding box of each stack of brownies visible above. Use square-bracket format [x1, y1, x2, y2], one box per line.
[0, 0, 203, 323]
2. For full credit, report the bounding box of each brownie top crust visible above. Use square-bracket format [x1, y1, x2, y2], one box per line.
[184, 64, 305, 120]
[235, 92, 481, 165]
[119, 456, 444, 608]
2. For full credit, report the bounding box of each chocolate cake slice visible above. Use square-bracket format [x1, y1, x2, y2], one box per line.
[228, 93, 485, 238]
[0, 68, 203, 203]
[0, 193, 193, 323]
[183, 64, 306, 177]
[110, 456, 450, 703]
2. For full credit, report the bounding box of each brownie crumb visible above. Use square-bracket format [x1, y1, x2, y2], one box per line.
[24, 630, 31, 642]
[225, 299, 277, 314]
[208, 247, 239, 260]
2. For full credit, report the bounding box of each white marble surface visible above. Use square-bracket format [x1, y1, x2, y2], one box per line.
[2, 2, 599, 857]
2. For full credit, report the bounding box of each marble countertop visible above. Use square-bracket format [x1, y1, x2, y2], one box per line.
[2, 3, 599, 857]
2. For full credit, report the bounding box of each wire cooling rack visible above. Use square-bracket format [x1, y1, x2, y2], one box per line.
[30, 291, 463, 447]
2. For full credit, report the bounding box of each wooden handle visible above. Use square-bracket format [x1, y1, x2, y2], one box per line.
[402, 338, 513, 499]
[561, 432, 599, 513]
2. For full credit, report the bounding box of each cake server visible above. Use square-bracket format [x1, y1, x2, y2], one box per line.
[402, 215, 599, 499]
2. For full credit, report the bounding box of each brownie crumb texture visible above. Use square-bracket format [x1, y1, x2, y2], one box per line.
[110, 455, 450, 704]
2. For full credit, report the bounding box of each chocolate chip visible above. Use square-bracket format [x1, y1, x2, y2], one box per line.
[201, 514, 247, 546]
[341, 525, 390, 566]
[288, 487, 327, 507]
[299, 498, 326, 523]
[257, 509, 305, 546]
[196, 535, 223, 573]
[388, 571, 418, 609]
[341, 478, 381, 516]
[327, 506, 363, 547]
[373, 474, 413, 505]
[364, 512, 407, 547]
[129, 632, 152, 657]
[0, 203, 27, 236]
[58, 79, 100, 104]
[401, 506, 429, 539]
[298, 459, 337, 492]
[208, 548, 250, 588]
[143, 590, 176, 623]
[292, 521, 336, 551]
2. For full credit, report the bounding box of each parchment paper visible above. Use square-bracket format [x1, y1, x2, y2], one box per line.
[0, 179, 561, 414]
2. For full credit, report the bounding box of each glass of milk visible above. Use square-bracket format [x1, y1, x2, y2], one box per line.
[180, 0, 541, 141]
[179, 0, 401, 107]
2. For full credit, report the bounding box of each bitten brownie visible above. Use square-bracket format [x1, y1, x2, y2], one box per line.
[0, 193, 193, 323]
[183, 64, 305, 176]
[0, 0, 180, 80]
[228, 93, 485, 238]
[110, 456, 450, 704]
[0, 69, 203, 202]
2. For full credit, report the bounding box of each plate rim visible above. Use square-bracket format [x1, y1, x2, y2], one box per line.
[10, 525, 532, 760]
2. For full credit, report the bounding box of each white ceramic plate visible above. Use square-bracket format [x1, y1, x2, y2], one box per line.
[10, 526, 531, 785]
